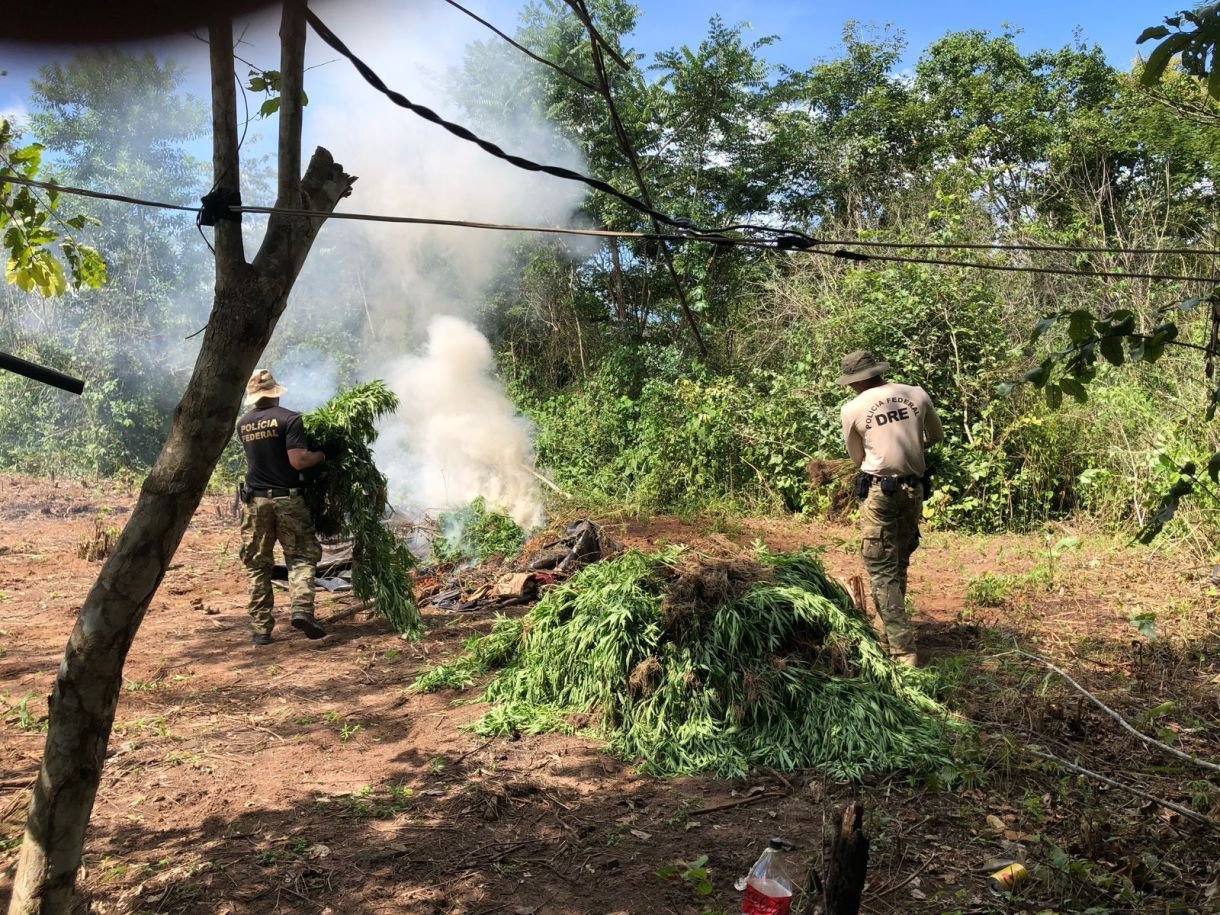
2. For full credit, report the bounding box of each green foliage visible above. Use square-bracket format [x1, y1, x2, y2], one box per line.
[431, 497, 525, 564]
[4, 691, 48, 732]
[656, 854, 713, 898]
[528, 352, 826, 515]
[302, 381, 420, 636]
[1007, 292, 1220, 542]
[1128, 610, 1160, 639]
[246, 68, 309, 119]
[963, 571, 1016, 608]
[1138, 5, 1220, 97]
[0, 115, 106, 296]
[1006, 297, 1203, 406]
[0, 51, 209, 475]
[412, 616, 524, 692]
[424, 546, 956, 779]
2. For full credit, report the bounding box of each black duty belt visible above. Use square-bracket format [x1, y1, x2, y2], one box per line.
[869, 474, 921, 486]
[247, 487, 301, 498]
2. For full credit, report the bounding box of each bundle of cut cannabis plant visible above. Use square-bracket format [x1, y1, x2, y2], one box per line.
[417, 546, 956, 778]
[302, 381, 420, 636]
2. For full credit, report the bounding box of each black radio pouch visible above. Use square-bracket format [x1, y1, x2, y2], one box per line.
[239, 482, 252, 503]
[878, 475, 903, 496]
[853, 472, 871, 499]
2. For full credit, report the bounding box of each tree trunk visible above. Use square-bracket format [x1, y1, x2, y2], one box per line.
[7, 4, 354, 912]
[607, 239, 628, 323]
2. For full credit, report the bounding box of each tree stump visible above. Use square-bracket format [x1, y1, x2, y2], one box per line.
[822, 801, 869, 915]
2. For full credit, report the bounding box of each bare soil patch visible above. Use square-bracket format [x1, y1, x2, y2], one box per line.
[1, 475, 1219, 914]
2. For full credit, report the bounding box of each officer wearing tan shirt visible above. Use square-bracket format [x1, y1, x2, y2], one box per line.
[838, 350, 943, 665]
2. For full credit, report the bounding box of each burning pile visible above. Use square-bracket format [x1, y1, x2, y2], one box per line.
[419, 546, 955, 778]
[302, 381, 420, 636]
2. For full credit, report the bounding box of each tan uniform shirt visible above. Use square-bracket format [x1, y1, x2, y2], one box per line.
[840, 382, 944, 477]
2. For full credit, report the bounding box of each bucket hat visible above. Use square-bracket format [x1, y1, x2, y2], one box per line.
[837, 350, 890, 385]
[243, 368, 287, 405]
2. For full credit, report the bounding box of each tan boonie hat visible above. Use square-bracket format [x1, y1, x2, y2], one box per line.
[837, 350, 890, 385]
[244, 368, 287, 406]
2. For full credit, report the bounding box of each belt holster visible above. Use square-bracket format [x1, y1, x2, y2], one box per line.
[853, 472, 871, 499]
[878, 476, 903, 496]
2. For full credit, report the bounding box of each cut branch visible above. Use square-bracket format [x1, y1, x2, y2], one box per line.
[1016, 649, 1220, 775]
[1028, 747, 1219, 830]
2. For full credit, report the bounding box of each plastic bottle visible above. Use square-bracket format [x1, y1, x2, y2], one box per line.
[741, 837, 794, 915]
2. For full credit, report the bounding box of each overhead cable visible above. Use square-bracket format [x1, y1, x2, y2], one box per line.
[0, 173, 198, 213]
[807, 247, 1218, 284]
[559, 0, 631, 70]
[3, 173, 1217, 283]
[438, 0, 599, 94]
[814, 237, 1220, 258]
[303, 8, 730, 239]
[234, 202, 759, 244]
[568, 0, 706, 355]
[0, 172, 752, 244]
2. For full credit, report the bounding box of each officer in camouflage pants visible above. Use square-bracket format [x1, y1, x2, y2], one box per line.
[856, 478, 922, 656]
[237, 368, 328, 645]
[240, 495, 323, 635]
[838, 351, 943, 665]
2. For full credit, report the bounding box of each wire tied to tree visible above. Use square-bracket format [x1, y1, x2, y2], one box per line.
[198, 187, 242, 226]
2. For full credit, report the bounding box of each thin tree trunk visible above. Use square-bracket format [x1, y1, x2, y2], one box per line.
[607, 240, 628, 322]
[7, 5, 354, 912]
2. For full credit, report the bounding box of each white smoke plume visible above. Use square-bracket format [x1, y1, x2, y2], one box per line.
[377, 314, 545, 530]
[274, 1, 591, 527]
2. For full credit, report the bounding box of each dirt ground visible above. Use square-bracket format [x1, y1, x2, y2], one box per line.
[2, 474, 1220, 914]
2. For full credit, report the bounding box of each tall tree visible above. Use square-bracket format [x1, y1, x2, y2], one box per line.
[7, 3, 355, 911]
[770, 25, 920, 227]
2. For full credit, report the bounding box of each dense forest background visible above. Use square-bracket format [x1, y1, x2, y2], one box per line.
[2, 1, 1218, 544]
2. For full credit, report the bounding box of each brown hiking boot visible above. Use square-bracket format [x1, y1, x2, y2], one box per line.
[290, 612, 327, 640]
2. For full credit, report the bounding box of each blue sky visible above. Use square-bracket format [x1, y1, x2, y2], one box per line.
[0, 0, 1163, 120]
[627, 0, 1157, 71]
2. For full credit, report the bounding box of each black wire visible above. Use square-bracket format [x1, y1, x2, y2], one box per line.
[814, 237, 1220, 257]
[559, 0, 630, 71]
[0, 173, 198, 212]
[303, 8, 737, 240]
[234, 202, 759, 246]
[805, 246, 1219, 284]
[196, 219, 216, 255]
[438, 0, 599, 94]
[4, 172, 1217, 283]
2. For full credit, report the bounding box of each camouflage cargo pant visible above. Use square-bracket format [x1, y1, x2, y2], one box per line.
[858, 482, 923, 655]
[239, 494, 323, 635]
